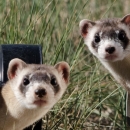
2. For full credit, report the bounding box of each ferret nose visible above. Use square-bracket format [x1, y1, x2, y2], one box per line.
[35, 88, 46, 98]
[105, 47, 115, 54]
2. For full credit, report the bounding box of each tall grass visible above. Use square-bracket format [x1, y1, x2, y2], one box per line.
[1, 0, 130, 129]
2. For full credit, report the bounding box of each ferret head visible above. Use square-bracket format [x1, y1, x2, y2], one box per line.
[79, 14, 130, 62]
[7, 58, 70, 109]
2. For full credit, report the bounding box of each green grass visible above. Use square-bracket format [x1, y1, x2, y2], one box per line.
[1, 0, 130, 129]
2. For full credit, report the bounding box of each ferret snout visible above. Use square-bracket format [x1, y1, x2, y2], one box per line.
[35, 88, 47, 98]
[105, 46, 115, 54]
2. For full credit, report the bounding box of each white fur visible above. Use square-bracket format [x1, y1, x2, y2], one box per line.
[84, 26, 99, 56]
[9, 68, 57, 111]
[82, 18, 130, 92]
[98, 39, 124, 61]
[0, 61, 69, 130]
[25, 82, 55, 109]
[118, 23, 130, 38]
[84, 25, 129, 62]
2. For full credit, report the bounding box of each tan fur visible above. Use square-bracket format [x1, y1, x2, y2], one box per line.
[0, 58, 70, 130]
[79, 14, 130, 93]
[100, 55, 130, 92]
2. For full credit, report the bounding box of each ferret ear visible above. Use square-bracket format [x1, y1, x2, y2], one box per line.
[7, 58, 27, 80]
[79, 19, 95, 38]
[55, 62, 70, 84]
[121, 14, 130, 25]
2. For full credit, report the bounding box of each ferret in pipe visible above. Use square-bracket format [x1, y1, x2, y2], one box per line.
[0, 58, 70, 130]
[79, 14, 130, 92]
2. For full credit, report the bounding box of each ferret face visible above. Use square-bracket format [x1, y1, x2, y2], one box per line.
[79, 14, 130, 62]
[7, 58, 70, 109]
[17, 68, 60, 109]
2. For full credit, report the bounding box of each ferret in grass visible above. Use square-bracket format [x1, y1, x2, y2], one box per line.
[0, 58, 70, 130]
[79, 14, 130, 92]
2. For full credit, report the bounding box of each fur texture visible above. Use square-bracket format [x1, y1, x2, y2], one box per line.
[79, 14, 130, 92]
[0, 58, 70, 130]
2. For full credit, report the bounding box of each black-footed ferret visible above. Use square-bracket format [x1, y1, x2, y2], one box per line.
[0, 58, 70, 130]
[79, 14, 130, 92]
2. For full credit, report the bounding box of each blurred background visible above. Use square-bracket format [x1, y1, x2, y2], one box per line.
[1, 0, 130, 129]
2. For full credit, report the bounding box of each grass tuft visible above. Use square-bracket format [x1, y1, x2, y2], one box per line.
[1, 0, 130, 129]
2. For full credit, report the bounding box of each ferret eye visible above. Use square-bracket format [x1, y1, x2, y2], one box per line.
[118, 30, 126, 41]
[51, 77, 57, 86]
[23, 78, 30, 86]
[94, 35, 100, 43]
